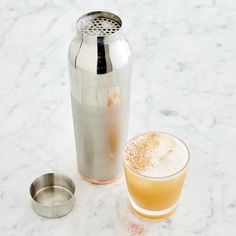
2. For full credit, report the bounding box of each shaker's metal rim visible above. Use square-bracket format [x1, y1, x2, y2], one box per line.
[29, 172, 76, 218]
[76, 11, 123, 43]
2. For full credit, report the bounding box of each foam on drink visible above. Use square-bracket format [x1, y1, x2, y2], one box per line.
[124, 132, 188, 177]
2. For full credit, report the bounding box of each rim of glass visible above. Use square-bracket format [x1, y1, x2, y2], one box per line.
[123, 131, 190, 180]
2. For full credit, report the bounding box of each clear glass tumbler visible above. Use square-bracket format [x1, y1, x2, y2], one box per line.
[124, 131, 190, 220]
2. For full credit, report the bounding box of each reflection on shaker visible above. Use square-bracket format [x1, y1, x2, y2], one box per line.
[107, 87, 121, 162]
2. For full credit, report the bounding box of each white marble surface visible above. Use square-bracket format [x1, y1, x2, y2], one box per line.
[1, 0, 236, 235]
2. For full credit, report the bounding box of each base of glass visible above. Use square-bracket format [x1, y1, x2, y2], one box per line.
[129, 196, 178, 221]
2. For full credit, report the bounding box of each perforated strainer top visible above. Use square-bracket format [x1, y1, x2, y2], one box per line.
[77, 12, 121, 37]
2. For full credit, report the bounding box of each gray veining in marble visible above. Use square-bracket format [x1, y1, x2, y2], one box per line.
[0, 0, 236, 235]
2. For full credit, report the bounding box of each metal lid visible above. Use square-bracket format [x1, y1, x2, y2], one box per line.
[30, 173, 76, 218]
[76, 11, 122, 43]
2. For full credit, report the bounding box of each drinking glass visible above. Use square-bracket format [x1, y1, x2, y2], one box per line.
[123, 131, 190, 220]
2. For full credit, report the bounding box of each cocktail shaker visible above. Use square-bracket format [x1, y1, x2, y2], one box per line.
[68, 11, 132, 184]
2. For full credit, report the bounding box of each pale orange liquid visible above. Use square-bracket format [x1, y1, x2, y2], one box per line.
[124, 164, 187, 220]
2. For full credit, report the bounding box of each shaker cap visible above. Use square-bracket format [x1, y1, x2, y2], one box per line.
[30, 173, 76, 218]
[76, 11, 122, 42]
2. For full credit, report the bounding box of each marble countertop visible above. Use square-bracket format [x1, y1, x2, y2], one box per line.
[1, 0, 236, 235]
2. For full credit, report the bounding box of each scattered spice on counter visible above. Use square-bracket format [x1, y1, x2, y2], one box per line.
[127, 221, 146, 236]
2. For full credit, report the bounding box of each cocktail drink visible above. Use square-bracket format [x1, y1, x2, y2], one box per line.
[124, 131, 189, 220]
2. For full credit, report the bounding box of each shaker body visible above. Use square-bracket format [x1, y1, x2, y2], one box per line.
[68, 11, 132, 183]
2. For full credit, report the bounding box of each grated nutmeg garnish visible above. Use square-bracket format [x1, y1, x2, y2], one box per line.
[124, 132, 160, 172]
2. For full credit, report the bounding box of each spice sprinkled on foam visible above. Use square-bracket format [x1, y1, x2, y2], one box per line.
[124, 132, 188, 177]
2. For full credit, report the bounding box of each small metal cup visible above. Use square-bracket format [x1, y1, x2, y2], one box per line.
[30, 173, 76, 218]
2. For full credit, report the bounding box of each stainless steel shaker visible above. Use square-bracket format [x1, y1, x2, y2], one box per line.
[68, 11, 132, 184]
